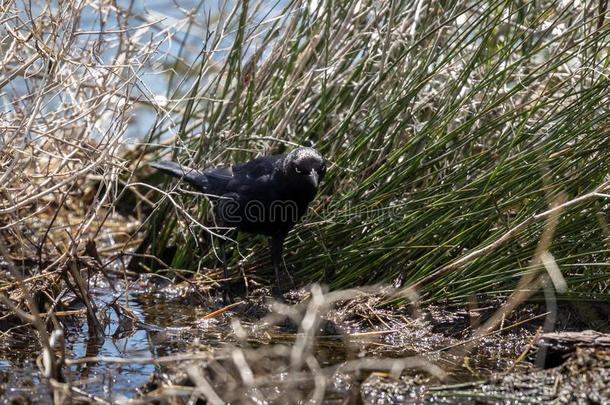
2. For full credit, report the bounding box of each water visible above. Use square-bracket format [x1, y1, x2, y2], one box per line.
[3, 0, 291, 140]
[0, 279, 225, 402]
[1, 277, 597, 403]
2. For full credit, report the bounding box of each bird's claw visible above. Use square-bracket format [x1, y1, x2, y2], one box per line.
[221, 284, 234, 305]
[272, 285, 286, 303]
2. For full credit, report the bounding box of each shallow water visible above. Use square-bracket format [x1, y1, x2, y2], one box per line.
[0, 280, 412, 402]
[1, 278, 605, 403]
[0, 280, 222, 402]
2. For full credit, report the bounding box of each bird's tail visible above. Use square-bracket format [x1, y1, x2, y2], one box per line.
[149, 161, 209, 191]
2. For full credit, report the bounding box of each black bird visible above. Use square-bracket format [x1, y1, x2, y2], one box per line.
[150, 147, 326, 300]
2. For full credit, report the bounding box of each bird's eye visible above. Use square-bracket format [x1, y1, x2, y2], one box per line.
[294, 166, 302, 174]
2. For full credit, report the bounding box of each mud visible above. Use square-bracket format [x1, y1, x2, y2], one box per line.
[0, 275, 608, 404]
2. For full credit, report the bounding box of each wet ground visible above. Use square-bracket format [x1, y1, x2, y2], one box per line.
[0, 275, 608, 404]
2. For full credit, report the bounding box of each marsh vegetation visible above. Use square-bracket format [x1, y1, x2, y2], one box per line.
[0, 0, 609, 403]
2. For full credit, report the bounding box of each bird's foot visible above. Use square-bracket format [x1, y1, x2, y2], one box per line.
[221, 283, 234, 305]
[271, 285, 286, 303]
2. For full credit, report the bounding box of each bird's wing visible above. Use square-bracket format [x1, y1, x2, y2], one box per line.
[203, 166, 234, 194]
[152, 153, 285, 196]
[149, 161, 209, 190]
[224, 154, 285, 195]
[231, 154, 284, 181]
[151, 161, 235, 194]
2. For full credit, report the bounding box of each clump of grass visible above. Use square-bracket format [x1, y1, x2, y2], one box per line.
[137, 0, 610, 303]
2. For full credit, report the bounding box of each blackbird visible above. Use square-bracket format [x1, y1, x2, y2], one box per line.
[150, 147, 326, 301]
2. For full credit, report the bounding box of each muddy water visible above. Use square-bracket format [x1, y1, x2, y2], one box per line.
[1, 279, 348, 402]
[0, 280, 436, 402]
[0, 279, 606, 403]
[0, 281, 220, 402]
[0, 282, 513, 403]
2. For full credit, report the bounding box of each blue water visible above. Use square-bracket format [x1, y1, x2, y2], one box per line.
[62, 293, 159, 399]
[0, 281, 226, 402]
[3, 0, 290, 140]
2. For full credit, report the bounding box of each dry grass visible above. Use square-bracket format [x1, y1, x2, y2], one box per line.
[0, 0, 159, 392]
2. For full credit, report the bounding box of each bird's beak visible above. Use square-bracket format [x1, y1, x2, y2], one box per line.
[308, 169, 319, 188]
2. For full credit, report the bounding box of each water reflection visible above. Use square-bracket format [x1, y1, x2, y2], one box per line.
[0, 284, 218, 402]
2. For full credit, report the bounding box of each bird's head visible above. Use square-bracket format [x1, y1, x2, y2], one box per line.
[283, 147, 326, 190]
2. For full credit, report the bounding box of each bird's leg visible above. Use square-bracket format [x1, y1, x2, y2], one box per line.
[271, 233, 286, 299]
[219, 234, 233, 304]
